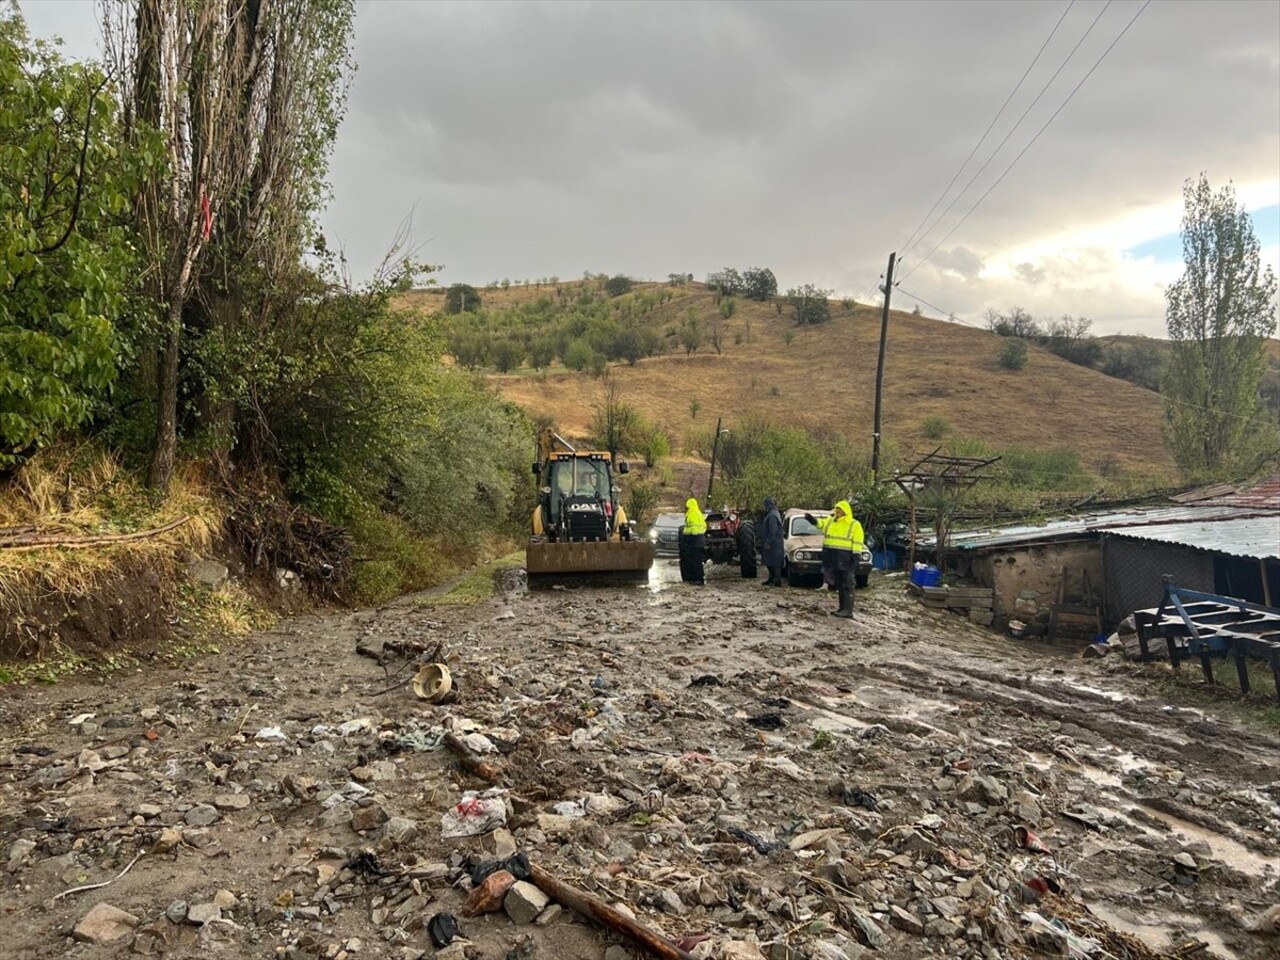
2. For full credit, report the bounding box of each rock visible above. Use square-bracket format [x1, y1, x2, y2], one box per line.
[504, 880, 550, 924]
[317, 803, 354, 830]
[464, 869, 516, 915]
[184, 804, 220, 827]
[165, 900, 189, 923]
[186, 902, 222, 925]
[151, 827, 185, 854]
[536, 813, 578, 837]
[213, 794, 251, 811]
[135, 803, 163, 819]
[720, 943, 767, 960]
[73, 903, 138, 943]
[480, 827, 518, 858]
[212, 889, 237, 909]
[788, 827, 843, 851]
[534, 903, 562, 926]
[379, 816, 419, 847]
[351, 803, 389, 833]
[436, 946, 469, 960]
[889, 905, 924, 936]
[848, 912, 887, 950]
[188, 559, 229, 590]
[7, 838, 36, 871]
[1173, 852, 1199, 871]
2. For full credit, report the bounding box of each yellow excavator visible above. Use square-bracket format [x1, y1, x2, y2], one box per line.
[527, 428, 655, 587]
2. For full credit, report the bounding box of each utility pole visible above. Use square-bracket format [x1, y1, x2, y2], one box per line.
[706, 416, 723, 505]
[871, 252, 896, 484]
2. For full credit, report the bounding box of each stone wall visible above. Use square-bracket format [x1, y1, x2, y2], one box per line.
[966, 540, 1103, 635]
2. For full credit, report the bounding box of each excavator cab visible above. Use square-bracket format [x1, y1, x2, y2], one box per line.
[528, 431, 654, 587]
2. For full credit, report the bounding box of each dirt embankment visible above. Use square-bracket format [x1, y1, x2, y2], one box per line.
[1, 562, 1277, 960]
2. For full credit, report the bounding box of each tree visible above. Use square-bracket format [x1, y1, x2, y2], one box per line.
[985, 306, 1040, 339]
[604, 274, 633, 297]
[106, 0, 356, 491]
[490, 338, 523, 373]
[445, 283, 481, 314]
[528, 337, 556, 371]
[680, 317, 703, 356]
[589, 373, 642, 469]
[1163, 175, 1278, 477]
[706, 268, 743, 295]
[786, 284, 831, 325]
[742, 267, 777, 302]
[0, 17, 146, 466]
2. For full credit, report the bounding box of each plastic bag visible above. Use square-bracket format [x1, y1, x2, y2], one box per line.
[440, 789, 508, 839]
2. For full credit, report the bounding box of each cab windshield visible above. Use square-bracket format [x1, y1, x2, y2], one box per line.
[551, 458, 609, 501]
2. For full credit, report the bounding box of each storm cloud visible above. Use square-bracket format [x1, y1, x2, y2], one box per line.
[18, 0, 1280, 334]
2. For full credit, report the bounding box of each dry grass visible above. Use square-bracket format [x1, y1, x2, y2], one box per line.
[475, 283, 1177, 484]
[0, 444, 223, 602]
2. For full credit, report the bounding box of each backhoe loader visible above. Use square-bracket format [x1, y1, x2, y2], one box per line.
[527, 429, 654, 587]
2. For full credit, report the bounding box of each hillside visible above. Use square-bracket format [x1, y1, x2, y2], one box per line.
[400, 281, 1177, 480]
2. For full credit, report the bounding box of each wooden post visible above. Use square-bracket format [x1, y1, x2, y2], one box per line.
[871, 252, 896, 484]
[706, 416, 723, 505]
[1260, 559, 1273, 608]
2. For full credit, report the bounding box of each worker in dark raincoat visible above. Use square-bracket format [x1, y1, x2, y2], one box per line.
[679, 497, 707, 585]
[806, 499, 864, 617]
[760, 497, 784, 586]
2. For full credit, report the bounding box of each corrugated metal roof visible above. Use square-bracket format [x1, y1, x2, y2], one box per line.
[1098, 516, 1280, 560]
[928, 506, 1259, 551]
[1204, 474, 1280, 511]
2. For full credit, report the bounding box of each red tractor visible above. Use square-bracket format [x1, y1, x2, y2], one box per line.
[703, 509, 758, 579]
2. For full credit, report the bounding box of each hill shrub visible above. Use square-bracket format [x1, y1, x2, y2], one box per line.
[445, 283, 482, 314]
[787, 285, 832, 325]
[998, 338, 1028, 370]
[743, 268, 778, 301]
[604, 275, 633, 297]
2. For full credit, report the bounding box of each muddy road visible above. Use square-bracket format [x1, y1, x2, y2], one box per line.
[2, 562, 1278, 960]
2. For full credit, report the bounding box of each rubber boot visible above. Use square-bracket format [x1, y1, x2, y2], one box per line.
[832, 573, 854, 618]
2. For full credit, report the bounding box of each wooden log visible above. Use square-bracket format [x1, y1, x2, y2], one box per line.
[529, 862, 698, 960]
[0, 516, 191, 551]
[443, 731, 502, 784]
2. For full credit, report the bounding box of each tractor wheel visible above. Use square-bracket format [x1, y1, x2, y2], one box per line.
[737, 521, 758, 579]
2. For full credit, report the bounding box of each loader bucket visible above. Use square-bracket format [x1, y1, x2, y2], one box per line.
[526, 540, 655, 588]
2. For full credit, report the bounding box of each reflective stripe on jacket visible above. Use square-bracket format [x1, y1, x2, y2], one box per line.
[683, 499, 707, 535]
[817, 500, 864, 552]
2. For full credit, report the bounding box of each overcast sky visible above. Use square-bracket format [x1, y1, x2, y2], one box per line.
[17, 0, 1280, 336]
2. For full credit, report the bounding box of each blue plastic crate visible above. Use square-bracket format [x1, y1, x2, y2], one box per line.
[872, 550, 898, 571]
[910, 565, 942, 587]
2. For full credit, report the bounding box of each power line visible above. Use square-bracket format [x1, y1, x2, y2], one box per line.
[899, 0, 1115, 269]
[894, 286, 984, 327]
[896, 0, 1077, 259]
[898, 0, 1152, 284]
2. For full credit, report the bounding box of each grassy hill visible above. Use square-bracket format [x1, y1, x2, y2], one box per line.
[400, 280, 1179, 485]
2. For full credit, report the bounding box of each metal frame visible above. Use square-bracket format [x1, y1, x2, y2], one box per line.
[1132, 576, 1280, 701]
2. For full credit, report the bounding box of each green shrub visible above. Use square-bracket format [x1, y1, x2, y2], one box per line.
[625, 480, 659, 528]
[604, 275, 633, 297]
[719, 298, 736, 319]
[998, 338, 1029, 370]
[490, 338, 524, 372]
[564, 339, 593, 371]
[444, 283, 481, 314]
[921, 416, 951, 439]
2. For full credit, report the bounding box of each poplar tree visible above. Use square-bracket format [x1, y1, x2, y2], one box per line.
[1163, 175, 1277, 477]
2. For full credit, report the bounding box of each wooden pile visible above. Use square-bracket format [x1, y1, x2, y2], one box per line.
[911, 583, 995, 627]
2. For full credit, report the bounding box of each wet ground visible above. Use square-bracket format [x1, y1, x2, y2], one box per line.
[1, 561, 1278, 959]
